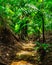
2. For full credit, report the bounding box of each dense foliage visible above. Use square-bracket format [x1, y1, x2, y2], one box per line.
[0, 0, 52, 37]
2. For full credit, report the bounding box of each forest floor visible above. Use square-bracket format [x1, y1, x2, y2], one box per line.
[0, 28, 52, 65]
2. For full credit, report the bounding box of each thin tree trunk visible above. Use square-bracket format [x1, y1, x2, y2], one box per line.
[42, 13, 45, 43]
[41, 0, 45, 43]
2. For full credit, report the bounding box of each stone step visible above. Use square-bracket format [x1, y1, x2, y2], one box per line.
[10, 60, 34, 65]
[22, 41, 36, 51]
[15, 50, 39, 61]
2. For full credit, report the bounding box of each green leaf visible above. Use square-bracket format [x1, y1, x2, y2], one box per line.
[15, 24, 20, 33]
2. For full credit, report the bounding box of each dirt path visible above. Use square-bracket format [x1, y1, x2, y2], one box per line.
[0, 29, 52, 65]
